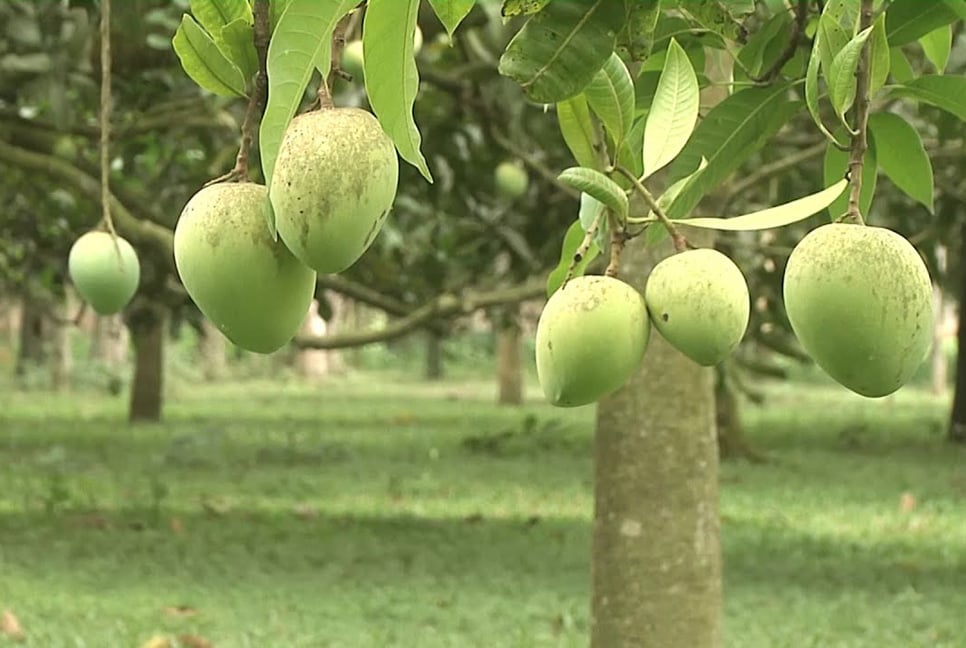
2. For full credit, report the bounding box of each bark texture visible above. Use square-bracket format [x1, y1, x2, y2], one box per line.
[592, 240, 722, 648]
[931, 284, 947, 396]
[197, 318, 227, 381]
[15, 289, 47, 377]
[127, 301, 166, 422]
[496, 305, 523, 406]
[49, 295, 72, 391]
[950, 225, 966, 442]
[425, 331, 444, 380]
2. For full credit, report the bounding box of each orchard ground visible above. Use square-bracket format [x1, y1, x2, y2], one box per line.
[0, 346, 964, 647]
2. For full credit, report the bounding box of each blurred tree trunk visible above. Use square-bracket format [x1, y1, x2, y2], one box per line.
[294, 300, 330, 380]
[15, 287, 48, 378]
[949, 226, 966, 442]
[592, 239, 722, 648]
[425, 331, 444, 380]
[931, 284, 947, 396]
[197, 319, 226, 381]
[715, 365, 763, 462]
[49, 293, 72, 391]
[496, 305, 523, 405]
[127, 300, 166, 422]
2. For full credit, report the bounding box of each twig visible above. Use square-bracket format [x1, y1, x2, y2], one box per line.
[614, 166, 688, 252]
[326, 11, 353, 90]
[605, 223, 629, 278]
[205, 0, 270, 185]
[563, 209, 605, 287]
[843, 0, 874, 225]
[752, 0, 808, 84]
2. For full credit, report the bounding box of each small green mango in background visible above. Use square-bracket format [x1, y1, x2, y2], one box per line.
[644, 248, 750, 366]
[270, 107, 399, 274]
[68, 231, 140, 315]
[174, 182, 317, 354]
[535, 275, 650, 407]
[341, 27, 422, 84]
[494, 160, 529, 200]
[783, 223, 933, 398]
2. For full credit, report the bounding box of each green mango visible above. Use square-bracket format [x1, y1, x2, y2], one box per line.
[270, 107, 399, 274]
[644, 248, 750, 366]
[174, 183, 317, 354]
[535, 275, 650, 407]
[68, 231, 140, 315]
[494, 160, 529, 200]
[783, 223, 933, 397]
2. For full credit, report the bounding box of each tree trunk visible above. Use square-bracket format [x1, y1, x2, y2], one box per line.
[949, 226, 966, 442]
[715, 365, 763, 462]
[197, 318, 227, 382]
[15, 290, 47, 377]
[425, 331, 444, 380]
[127, 301, 166, 423]
[294, 300, 330, 380]
[931, 284, 947, 396]
[592, 239, 722, 647]
[49, 294, 72, 391]
[496, 305, 523, 405]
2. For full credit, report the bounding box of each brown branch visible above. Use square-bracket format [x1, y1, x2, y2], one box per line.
[565, 209, 604, 287]
[752, 0, 808, 84]
[605, 226, 628, 278]
[614, 166, 688, 252]
[295, 280, 546, 349]
[721, 141, 826, 208]
[844, 0, 874, 225]
[326, 10, 354, 90]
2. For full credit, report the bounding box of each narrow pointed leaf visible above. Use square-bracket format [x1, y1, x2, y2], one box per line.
[584, 53, 635, 149]
[867, 14, 889, 97]
[868, 112, 934, 213]
[641, 38, 699, 179]
[428, 0, 476, 36]
[365, 0, 432, 181]
[674, 180, 848, 231]
[828, 26, 873, 127]
[889, 47, 915, 83]
[173, 15, 246, 97]
[890, 75, 966, 121]
[919, 25, 952, 73]
[220, 18, 258, 82]
[546, 220, 600, 297]
[617, 0, 660, 61]
[558, 167, 628, 218]
[556, 95, 605, 170]
[885, 0, 962, 46]
[498, 0, 625, 103]
[189, 0, 252, 39]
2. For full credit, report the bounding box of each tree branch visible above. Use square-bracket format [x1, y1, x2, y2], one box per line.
[295, 280, 545, 349]
[614, 166, 688, 252]
[721, 141, 826, 208]
[844, 0, 874, 225]
[752, 0, 808, 84]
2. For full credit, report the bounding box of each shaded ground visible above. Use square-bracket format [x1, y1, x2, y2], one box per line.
[0, 376, 963, 647]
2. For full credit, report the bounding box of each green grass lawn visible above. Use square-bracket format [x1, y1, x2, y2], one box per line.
[0, 374, 964, 647]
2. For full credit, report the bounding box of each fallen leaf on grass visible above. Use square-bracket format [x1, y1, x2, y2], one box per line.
[899, 492, 917, 513]
[169, 516, 185, 535]
[162, 605, 198, 618]
[178, 634, 214, 648]
[1, 609, 25, 641]
[139, 635, 171, 648]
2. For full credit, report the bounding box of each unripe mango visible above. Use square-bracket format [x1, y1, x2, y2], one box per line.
[783, 223, 933, 398]
[270, 108, 399, 274]
[68, 231, 140, 315]
[495, 160, 528, 200]
[535, 275, 650, 407]
[341, 28, 422, 84]
[174, 183, 317, 354]
[644, 248, 750, 366]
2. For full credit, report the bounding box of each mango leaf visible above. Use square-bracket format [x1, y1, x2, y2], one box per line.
[615, 116, 646, 178]
[502, 0, 552, 17]
[498, 0, 624, 103]
[673, 180, 848, 231]
[644, 155, 707, 246]
[885, 0, 962, 46]
[678, 1, 746, 43]
[172, 15, 246, 97]
[220, 18, 258, 82]
[189, 0, 252, 39]
[428, 0, 476, 36]
[583, 53, 635, 149]
[919, 25, 952, 73]
[828, 25, 873, 129]
[889, 47, 915, 84]
[579, 193, 609, 249]
[556, 95, 605, 170]
[365, 0, 432, 181]
[641, 38, 699, 180]
[546, 220, 600, 297]
[269, 0, 294, 29]
[617, 0, 661, 61]
[666, 83, 800, 220]
[867, 14, 889, 97]
[259, 0, 356, 185]
[557, 167, 628, 218]
[868, 112, 934, 213]
[737, 12, 789, 78]
[634, 71, 661, 113]
[823, 131, 876, 220]
[890, 75, 966, 121]
[804, 13, 848, 146]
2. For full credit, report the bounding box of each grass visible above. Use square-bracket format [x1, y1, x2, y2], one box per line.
[0, 373, 964, 647]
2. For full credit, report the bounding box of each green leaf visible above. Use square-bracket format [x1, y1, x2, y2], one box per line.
[737, 12, 789, 78]
[615, 116, 646, 178]
[641, 39, 699, 180]
[502, 0, 552, 17]
[428, 0, 475, 37]
[498, 0, 625, 103]
[828, 25, 873, 128]
[645, 154, 707, 245]
[919, 24, 951, 73]
[557, 167, 629, 218]
[617, 0, 661, 61]
[889, 47, 914, 84]
[666, 83, 801, 220]
[678, 1, 746, 43]
[890, 75, 966, 121]
[546, 220, 600, 297]
[868, 112, 934, 213]
[584, 53, 635, 149]
[579, 193, 609, 249]
[823, 131, 876, 220]
[885, 0, 962, 46]
[189, 0, 252, 39]
[364, 0, 432, 181]
[219, 18, 258, 82]
[634, 70, 661, 113]
[260, 0, 356, 185]
[867, 14, 889, 97]
[172, 14, 246, 97]
[674, 180, 848, 231]
[556, 95, 605, 170]
[804, 13, 848, 146]
[270, 0, 294, 30]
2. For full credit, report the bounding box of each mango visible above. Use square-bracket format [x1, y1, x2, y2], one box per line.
[270, 108, 398, 274]
[174, 182, 317, 354]
[68, 231, 140, 315]
[783, 223, 933, 397]
[494, 160, 528, 200]
[341, 28, 422, 84]
[535, 275, 650, 407]
[644, 248, 750, 366]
